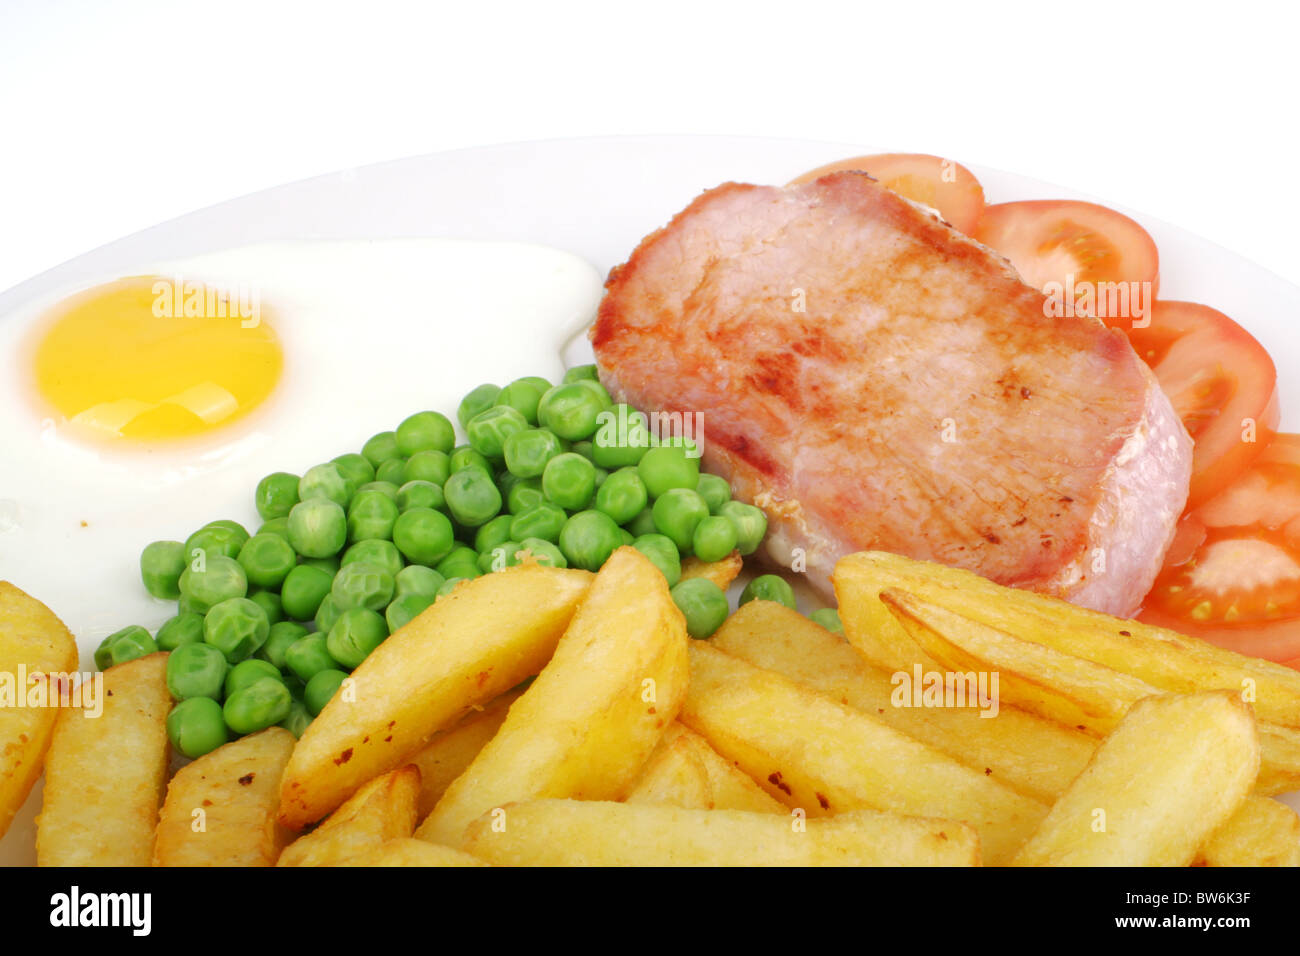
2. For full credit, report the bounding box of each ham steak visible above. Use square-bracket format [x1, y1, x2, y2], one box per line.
[590, 172, 1192, 616]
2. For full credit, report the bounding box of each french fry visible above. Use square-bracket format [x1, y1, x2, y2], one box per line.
[418, 547, 689, 845]
[341, 838, 488, 867]
[0, 582, 78, 840]
[1200, 796, 1300, 867]
[679, 551, 743, 590]
[882, 588, 1300, 794]
[278, 765, 421, 867]
[278, 563, 592, 829]
[664, 723, 785, 813]
[1011, 692, 1259, 866]
[835, 550, 1300, 728]
[625, 735, 712, 809]
[36, 652, 171, 866]
[679, 640, 1047, 864]
[408, 689, 522, 819]
[463, 799, 980, 866]
[712, 600, 1095, 803]
[153, 727, 295, 867]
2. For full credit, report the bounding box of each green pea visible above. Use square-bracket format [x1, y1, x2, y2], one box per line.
[618, 528, 634, 547]
[178, 555, 248, 613]
[403, 449, 451, 486]
[346, 489, 400, 543]
[474, 514, 516, 555]
[97, 625, 157, 669]
[357, 480, 400, 501]
[298, 462, 354, 507]
[279, 698, 313, 738]
[314, 594, 342, 635]
[305, 668, 350, 716]
[280, 564, 333, 621]
[331, 561, 395, 612]
[155, 612, 205, 652]
[518, 375, 553, 394]
[537, 383, 605, 441]
[563, 364, 599, 384]
[594, 467, 648, 525]
[632, 533, 681, 588]
[692, 515, 738, 563]
[503, 428, 562, 478]
[509, 503, 567, 544]
[478, 541, 523, 574]
[436, 546, 481, 581]
[740, 574, 797, 611]
[166, 642, 229, 701]
[140, 540, 186, 600]
[505, 477, 544, 515]
[652, 488, 710, 553]
[176, 593, 205, 616]
[167, 698, 229, 758]
[809, 608, 844, 635]
[558, 510, 623, 572]
[627, 507, 658, 538]
[375, 458, 408, 485]
[449, 444, 492, 476]
[326, 608, 388, 669]
[386, 593, 434, 633]
[287, 498, 347, 558]
[466, 405, 529, 459]
[183, 522, 248, 562]
[542, 453, 596, 511]
[331, 452, 376, 489]
[255, 472, 301, 520]
[394, 565, 445, 599]
[342, 539, 404, 579]
[591, 405, 652, 469]
[574, 379, 613, 407]
[284, 634, 337, 683]
[443, 469, 502, 527]
[719, 501, 768, 556]
[638, 445, 701, 498]
[495, 379, 547, 425]
[204, 597, 270, 663]
[458, 384, 502, 431]
[225, 658, 283, 698]
[696, 474, 732, 514]
[436, 577, 467, 599]
[396, 479, 445, 512]
[238, 532, 297, 589]
[571, 440, 595, 461]
[670, 578, 730, 639]
[361, 430, 401, 467]
[259, 621, 309, 670]
[392, 507, 455, 565]
[518, 537, 567, 568]
[299, 554, 340, 575]
[258, 516, 291, 540]
[396, 410, 456, 457]
[248, 589, 284, 625]
[224, 677, 293, 735]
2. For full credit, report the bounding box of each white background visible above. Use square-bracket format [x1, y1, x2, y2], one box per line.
[1, 0, 1296, 296]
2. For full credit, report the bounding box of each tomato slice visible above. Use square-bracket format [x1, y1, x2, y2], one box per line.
[1140, 434, 1300, 662]
[973, 200, 1159, 328]
[789, 153, 985, 234]
[1128, 301, 1279, 509]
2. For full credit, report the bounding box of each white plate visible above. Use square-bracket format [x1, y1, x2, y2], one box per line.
[3, 135, 1298, 865]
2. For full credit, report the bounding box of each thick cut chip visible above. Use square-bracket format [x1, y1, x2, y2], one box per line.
[342, 838, 488, 867]
[1199, 796, 1300, 867]
[625, 735, 712, 809]
[408, 689, 522, 820]
[36, 652, 171, 866]
[278, 564, 592, 829]
[419, 547, 689, 845]
[278, 765, 420, 867]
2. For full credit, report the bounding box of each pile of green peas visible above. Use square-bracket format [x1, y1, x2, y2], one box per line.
[96, 364, 803, 760]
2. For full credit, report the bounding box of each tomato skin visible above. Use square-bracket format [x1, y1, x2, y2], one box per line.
[973, 200, 1160, 327]
[1140, 434, 1300, 664]
[789, 153, 985, 235]
[1129, 301, 1279, 509]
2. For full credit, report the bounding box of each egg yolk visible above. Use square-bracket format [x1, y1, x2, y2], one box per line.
[32, 275, 282, 443]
